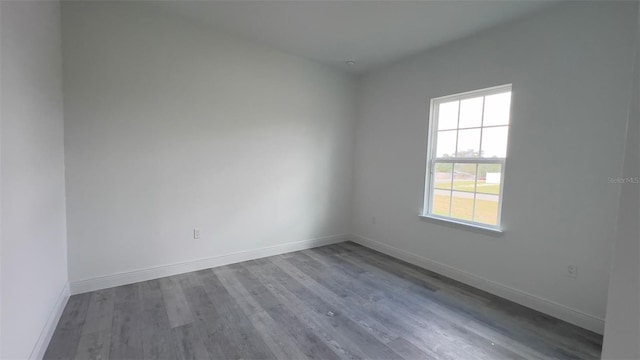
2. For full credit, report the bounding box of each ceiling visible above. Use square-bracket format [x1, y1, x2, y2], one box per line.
[152, 1, 557, 73]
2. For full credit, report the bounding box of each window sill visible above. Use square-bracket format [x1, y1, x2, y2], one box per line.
[419, 214, 504, 236]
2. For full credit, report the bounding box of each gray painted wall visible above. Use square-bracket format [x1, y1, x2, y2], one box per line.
[602, 4, 640, 358]
[352, 1, 637, 333]
[0, 1, 68, 358]
[62, 2, 357, 284]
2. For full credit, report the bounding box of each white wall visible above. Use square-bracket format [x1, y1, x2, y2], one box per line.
[602, 5, 640, 358]
[352, 1, 637, 333]
[62, 2, 356, 286]
[1, 1, 69, 359]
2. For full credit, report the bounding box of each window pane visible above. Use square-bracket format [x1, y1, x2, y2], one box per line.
[483, 92, 511, 126]
[437, 101, 459, 130]
[456, 128, 480, 157]
[474, 194, 500, 225]
[452, 163, 477, 192]
[434, 162, 453, 190]
[476, 164, 502, 195]
[451, 191, 474, 221]
[436, 130, 456, 158]
[458, 97, 483, 129]
[432, 189, 451, 217]
[481, 126, 508, 158]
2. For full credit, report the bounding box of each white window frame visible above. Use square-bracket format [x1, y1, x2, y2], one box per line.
[421, 84, 512, 232]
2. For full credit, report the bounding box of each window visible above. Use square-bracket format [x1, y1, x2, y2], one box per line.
[423, 84, 512, 230]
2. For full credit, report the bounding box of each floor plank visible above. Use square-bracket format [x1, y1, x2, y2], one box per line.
[139, 280, 179, 360]
[75, 329, 111, 360]
[158, 276, 194, 329]
[109, 283, 143, 360]
[44, 292, 91, 360]
[171, 323, 210, 360]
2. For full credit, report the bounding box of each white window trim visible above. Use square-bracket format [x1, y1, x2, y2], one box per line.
[421, 84, 512, 232]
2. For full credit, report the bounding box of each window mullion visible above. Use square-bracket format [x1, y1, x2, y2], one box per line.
[433, 158, 504, 164]
[471, 165, 479, 222]
[453, 100, 460, 159]
[448, 163, 454, 217]
[449, 101, 461, 216]
[479, 96, 486, 158]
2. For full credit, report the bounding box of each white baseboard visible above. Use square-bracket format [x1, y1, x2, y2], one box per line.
[29, 282, 70, 360]
[350, 234, 605, 334]
[70, 234, 347, 295]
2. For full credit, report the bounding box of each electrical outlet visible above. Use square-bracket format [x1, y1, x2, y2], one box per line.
[193, 228, 201, 240]
[567, 264, 577, 278]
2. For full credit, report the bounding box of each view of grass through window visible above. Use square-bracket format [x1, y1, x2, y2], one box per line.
[426, 86, 511, 227]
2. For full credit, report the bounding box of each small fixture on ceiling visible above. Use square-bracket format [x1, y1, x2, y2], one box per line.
[345, 60, 356, 66]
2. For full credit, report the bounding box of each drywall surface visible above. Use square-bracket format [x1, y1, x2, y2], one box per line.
[1, 1, 69, 358]
[352, 1, 637, 332]
[602, 5, 640, 358]
[62, 2, 356, 283]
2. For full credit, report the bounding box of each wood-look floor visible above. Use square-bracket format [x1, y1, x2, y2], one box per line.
[45, 242, 602, 360]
